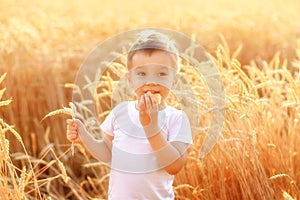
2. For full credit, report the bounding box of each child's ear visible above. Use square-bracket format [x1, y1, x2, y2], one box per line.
[126, 72, 132, 86]
[172, 73, 180, 89]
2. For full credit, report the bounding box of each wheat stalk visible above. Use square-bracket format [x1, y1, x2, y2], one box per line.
[282, 191, 295, 200]
[41, 107, 73, 121]
[0, 98, 12, 107]
[18, 166, 26, 199]
[0, 73, 7, 84]
[69, 102, 76, 156]
[1, 121, 23, 143]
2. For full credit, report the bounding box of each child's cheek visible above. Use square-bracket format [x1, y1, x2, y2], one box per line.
[130, 78, 145, 91]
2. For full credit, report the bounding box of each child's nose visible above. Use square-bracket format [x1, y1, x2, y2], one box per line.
[145, 78, 158, 85]
[145, 75, 160, 85]
[145, 80, 158, 86]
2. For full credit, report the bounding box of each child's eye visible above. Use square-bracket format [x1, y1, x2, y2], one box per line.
[137, 72, 146, 76]
[159, 72, 168, 76]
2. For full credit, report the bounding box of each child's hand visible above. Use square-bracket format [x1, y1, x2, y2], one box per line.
[138, 92, 159, 135]
[66, 119, 85, 144]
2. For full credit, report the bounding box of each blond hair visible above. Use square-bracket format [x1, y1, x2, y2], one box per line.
[127, 30, 179, 71]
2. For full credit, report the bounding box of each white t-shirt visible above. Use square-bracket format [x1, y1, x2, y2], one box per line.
[100, 101, 193, 200]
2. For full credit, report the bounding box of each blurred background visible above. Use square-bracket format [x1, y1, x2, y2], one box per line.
[0, 0, 299, 199]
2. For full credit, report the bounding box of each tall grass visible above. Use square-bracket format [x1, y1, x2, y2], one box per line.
[0, 0, 299, 199]
[174, 37, 300, 199]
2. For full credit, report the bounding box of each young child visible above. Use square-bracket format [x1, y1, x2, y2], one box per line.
[66, 30, 193, 199]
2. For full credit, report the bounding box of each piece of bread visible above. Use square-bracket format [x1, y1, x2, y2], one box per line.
[153, 93, 161, 104]
[146, 91, 161, 104]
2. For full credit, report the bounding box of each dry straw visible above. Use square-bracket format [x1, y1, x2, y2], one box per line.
[1, 1, 300, 198]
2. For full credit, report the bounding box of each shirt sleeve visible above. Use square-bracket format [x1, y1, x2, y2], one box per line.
[100, 111, 115, 136]
[168, 110, 193, 145]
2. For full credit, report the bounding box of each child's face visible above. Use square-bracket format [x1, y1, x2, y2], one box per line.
[127, 50, 178, 100]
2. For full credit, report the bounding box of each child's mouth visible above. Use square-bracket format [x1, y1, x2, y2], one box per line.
[145, 90, 159, 94]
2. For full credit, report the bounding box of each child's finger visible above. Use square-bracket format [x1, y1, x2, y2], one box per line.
[144, 93, 150, 111]
[145, 93, 155, 111]
[66, 128, 77, 135]
[145, 93, 158, 112]
[138, 94, 146, 111]
[67, 131, 78, 141]
[66, 119, 73, 125]
[67, 119, 77, 128]
[148, 93, 157, 105]
[67, 121, 77, 129]
[67, 132, 76, 139]
[66, 120, 76, 128]
[67, 125, 76, 132]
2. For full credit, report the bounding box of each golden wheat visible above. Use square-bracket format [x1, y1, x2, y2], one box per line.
[41, 107, 73, 121]
[0, 0, 300, 199]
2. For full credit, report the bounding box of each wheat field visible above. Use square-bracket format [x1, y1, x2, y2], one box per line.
[0, 0, 300, 199]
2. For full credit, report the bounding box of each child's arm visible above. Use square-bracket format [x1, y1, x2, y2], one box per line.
[147, 132, 189, 175]
[138, 94, 190, 175]
[66, 119, 113, 162]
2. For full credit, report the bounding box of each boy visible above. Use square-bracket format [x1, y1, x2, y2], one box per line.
[66, 30, 193, 199]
